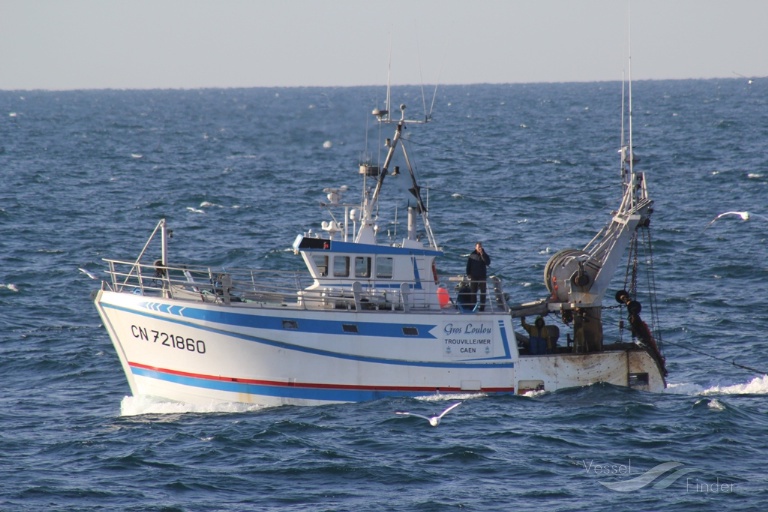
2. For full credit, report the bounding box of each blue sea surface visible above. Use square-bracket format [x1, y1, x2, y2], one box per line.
[1, 79, 767, 511]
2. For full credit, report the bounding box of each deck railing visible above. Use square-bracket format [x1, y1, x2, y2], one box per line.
[101, 259, 509, 313]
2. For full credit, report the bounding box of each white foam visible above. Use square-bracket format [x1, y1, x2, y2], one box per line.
[664, 381, 705, 395]
[701, 375, 768, 395]
[0, 283, 19, 292]
[707, 398, 726, 411]
[119, 395, 269, 417]
[667, 375, 768, 396]
[415, 392, 486, 403]
[200, 201, 224, 208]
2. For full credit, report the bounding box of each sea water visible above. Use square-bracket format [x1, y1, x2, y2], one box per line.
[1, 79, 767, 511]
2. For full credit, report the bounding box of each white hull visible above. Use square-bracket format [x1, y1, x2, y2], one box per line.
[95, 289, 664, 406]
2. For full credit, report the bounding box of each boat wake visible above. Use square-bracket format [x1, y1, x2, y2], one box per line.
[700, 374, 768, 395]
[666, 374, 768, 396]
[119, 395, 270, 417]
[413, 392, 486, 403]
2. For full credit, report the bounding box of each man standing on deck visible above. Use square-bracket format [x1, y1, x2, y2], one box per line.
[466, 242, 491, 311]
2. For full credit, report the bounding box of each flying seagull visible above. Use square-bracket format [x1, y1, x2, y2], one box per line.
[78, 267, 99, 280]
[395, 402, 461, 427]
[706, 211, 768, 229]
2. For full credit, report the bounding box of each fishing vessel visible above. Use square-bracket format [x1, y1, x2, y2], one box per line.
[94, 87, 667, 407]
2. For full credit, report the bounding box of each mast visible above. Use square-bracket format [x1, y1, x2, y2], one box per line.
[361, 101, 439, 250]
[544, 49, 653, 310]
[365, 106, 405, 222]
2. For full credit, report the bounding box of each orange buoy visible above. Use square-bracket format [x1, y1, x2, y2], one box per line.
[437, 286, 450, 308]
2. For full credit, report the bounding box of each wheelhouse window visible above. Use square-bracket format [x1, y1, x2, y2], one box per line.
[376, 257, 393, 279]
[355, 256, 371, 278]
[312, 254, 329, 277]
[333, 256, 350, 277]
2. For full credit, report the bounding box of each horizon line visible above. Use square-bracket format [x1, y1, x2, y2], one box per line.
[0, 75, 760, 93]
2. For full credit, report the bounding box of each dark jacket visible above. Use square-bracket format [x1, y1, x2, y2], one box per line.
[466, 250, 491, 280]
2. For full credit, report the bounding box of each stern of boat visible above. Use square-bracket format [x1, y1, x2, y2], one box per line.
[514, 343, 665, 394]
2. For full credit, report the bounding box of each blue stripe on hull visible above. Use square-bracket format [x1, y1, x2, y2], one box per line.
[102, 302, 515, 368]
[140, 301, 438, 339]
[132, 366, 476, 403]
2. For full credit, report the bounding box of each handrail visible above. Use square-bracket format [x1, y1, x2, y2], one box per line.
[101, 259, 509, 313]
[118, 219, 166, 291]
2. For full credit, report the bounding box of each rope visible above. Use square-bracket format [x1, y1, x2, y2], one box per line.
[663, 339, 768, 376]
[425, 184, 615, 202]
